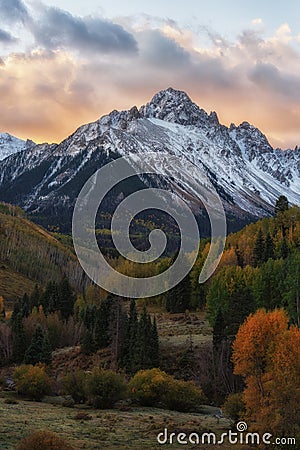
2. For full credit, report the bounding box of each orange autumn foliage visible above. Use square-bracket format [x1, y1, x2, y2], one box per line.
[16, 431, 74, 450]
[232, 309, 300, 436]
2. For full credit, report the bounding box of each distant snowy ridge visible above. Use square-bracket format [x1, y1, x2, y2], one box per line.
[0, 133, 35, 161]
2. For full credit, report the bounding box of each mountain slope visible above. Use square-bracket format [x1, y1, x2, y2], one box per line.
[0, 133, 35, 161]
[0, 203, 86, 303]
[0, 88, 299, 234]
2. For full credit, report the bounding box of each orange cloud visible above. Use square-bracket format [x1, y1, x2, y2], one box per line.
[1, 19, 300, 150]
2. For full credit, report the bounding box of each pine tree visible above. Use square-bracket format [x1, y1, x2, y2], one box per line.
[94, 297, 111, 349]
[275, 195, 289, 216]
[58, 275, 75, 320]
[235, 245, 244, 268]
[30, 284, 41, 311]
[253, 228, 265, 267]
[284, 252, 300, 327]
[264, 232, 274, 261]
[42, 281, 59, 314]
[278, 237, 289, 259]
[213, 307, 226, 351]
[24, 324, 52, 365]
[20, 293, 30, 318]
[108, 296, 127, 366]
[136, 306, 152, 370]
[81, 328, 96, 355]
[226, 279, 254, 337]
[83, 304, 97, 331]
[149, 316, 159, 367]
[166, 272, 191, 313]
[119, 299, 139, 374]
[11, 313, 26, 363]
[119, 302, 160, 374]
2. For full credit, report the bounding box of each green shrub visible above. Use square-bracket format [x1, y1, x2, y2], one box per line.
[223, 392, 246, 423]
[165, 379, 204, 412]
[16, 431, 74, 450]
[13, 364, 51, 401]
[129, 368, 204, 411]
[85, 368, 126, 409]
[128, 368, 170, 406]
[61, 370, 86, 403]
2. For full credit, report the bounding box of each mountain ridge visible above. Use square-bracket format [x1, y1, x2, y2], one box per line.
[0, 132, 35, 161]
[0, 87, 299, 234]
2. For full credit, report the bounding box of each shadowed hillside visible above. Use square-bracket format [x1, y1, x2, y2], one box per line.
[0, 203, 87, 304]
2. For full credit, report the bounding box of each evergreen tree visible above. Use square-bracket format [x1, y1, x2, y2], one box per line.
[42, 281, 59, 314]
[119, 299, 139, 374]
[20, 293, 30, 318]
[278, 237, 289, 259]
[119, 301, 159, 374]
[94, 297, 111, 349]
[166, 272, 191, 313]
[81, 328, 97, 355]
[226, 279, 254, 337]
[253, 228, 265, 267]
[253, 259, 285, 310]
[83, 304, 97, 331]
[108, 296, 128, 365]
[58, 275, 75, 320]
[136, 306, 153, 370]
[11, 313, 26, 363]
[275, 195, 289, 216]
[149, 316, 159, 367]
[24, 324, 52, 365]
[284, 251, 300, 327]
[213, 307, 226, 351]
[263, 232, 274, 261]
[29, 284, 41, 311]
[235, 245, 244, 268]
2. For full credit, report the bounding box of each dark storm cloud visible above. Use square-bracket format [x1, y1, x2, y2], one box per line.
[0, 28, 17, 43]
[31, 6, 138, 54]
[0, 0, 29, 23]
[249, 63, 300, 100]
[139, 29, 190, 67]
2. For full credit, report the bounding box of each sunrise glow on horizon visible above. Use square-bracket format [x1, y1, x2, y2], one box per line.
[1, 0, 300, 149]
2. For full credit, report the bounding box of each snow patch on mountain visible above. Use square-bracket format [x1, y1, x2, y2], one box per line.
[0, 88, 299, 226]
[0, 133, 34, 161]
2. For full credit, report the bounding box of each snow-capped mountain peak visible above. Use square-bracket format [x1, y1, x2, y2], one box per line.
[0, 132, 35, 161]
[139, 87, 216, 127]
[0, 88, 299, 233]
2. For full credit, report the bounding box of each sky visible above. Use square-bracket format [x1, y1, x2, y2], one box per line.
[1, 1, 300, 148]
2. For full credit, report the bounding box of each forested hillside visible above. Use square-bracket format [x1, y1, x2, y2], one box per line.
[0, 198, 299, 448]
[0, 203, 86, 303]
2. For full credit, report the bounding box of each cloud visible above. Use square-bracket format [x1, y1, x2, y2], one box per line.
[249, 63, 300, 101]
[251, 18, 263, 26]
[0, 0, 29, 23]
[138, 29, 190, 67]
[1, 16, 300, 149]
[0, 28, 17, 43]
[238, 29, 263, 48]
[30, 6, 138, 54]
[275, 23, 292, 42]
